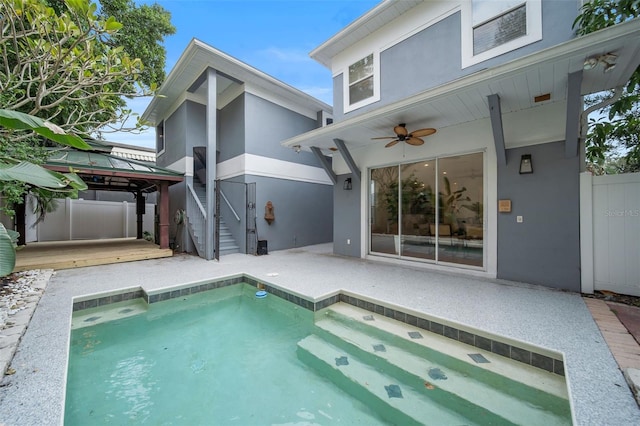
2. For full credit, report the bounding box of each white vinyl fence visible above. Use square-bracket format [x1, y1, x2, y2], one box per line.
[25, 197, 155, 242]
[581, 172, 640, 296]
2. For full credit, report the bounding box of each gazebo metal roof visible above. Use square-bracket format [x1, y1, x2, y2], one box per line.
[45, 148, 183, 193]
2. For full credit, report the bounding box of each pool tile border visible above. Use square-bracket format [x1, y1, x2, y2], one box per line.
[335, 293, 565, 377]
[71, 274, 564, 377]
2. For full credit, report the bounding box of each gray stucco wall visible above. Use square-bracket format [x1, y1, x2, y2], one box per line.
[248, 174, 333, 252]
[497, 141, 580, 291]
[333, 1, 578, 121]
[218, 95, 245, 162]
[155, 100, 207, 254]
[185, 102, 207, 155]
[157, 93, 333, 256]
[244, 93, 320, 166]
[156, 103, 187, 168]
[156, 101, 207, 168]
[333, 174, 361, 257]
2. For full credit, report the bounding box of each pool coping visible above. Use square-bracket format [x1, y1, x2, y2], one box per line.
[72, 273, 565, 378]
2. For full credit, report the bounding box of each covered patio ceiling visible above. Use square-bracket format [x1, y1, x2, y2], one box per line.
[282, 19, 640, 154]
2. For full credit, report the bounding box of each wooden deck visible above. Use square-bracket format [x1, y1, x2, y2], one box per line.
[13, 238, 173, 272]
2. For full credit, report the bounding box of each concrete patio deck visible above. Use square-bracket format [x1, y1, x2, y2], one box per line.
[1, 243, 639, 425]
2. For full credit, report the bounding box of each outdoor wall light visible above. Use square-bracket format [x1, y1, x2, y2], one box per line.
[293, 145, 301, 153]
[343, 177, 352, 190]
[519, 154, 533, 174]
[583, 53, 618, 73]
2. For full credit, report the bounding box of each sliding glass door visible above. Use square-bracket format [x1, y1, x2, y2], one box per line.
[370, 166, 399, 255]
[369, 152, 484, 268]
[399, 161, 436, 260]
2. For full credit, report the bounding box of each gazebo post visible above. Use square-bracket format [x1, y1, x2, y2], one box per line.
[159, 181, 170, 249]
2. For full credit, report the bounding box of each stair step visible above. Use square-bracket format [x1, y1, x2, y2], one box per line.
[297, 335, 470, 425]
[186, 182, 241, 258]
[315, 305, 570, 425]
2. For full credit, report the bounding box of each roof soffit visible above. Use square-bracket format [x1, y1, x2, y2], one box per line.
[285, 19, 640, 152]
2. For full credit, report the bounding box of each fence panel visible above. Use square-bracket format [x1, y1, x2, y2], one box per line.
[33, 198, 155, 242]
[583, 172, 640, 296]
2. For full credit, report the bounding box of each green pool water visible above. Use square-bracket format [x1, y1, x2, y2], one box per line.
[65, 283, 571, 425]
[65, 284, 387, 425]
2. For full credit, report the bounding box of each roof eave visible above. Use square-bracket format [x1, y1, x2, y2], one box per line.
[310, 0, 420, 68]
[285, 19, 640, 149]
[143, 39, 332, 125]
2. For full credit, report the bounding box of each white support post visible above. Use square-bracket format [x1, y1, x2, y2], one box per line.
[205, 68, 218, 260]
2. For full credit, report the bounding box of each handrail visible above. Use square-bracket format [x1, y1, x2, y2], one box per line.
[187, 183, 206, 218]
[220, 189, 240, 222]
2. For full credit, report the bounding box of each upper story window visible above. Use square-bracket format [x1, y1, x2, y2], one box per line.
[156, 121, 165, 155]
[473, 1, 526, 54]
[344, 51, 380, 113]
[461, 0, 542, 68]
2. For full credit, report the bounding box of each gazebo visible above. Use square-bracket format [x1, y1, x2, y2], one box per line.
[35, 146, 184, 249]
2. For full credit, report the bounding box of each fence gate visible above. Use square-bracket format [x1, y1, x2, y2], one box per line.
[246, 183, 257, 255]
[581, 172, 640, 296]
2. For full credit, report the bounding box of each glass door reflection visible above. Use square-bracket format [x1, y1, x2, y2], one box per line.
[370, 166, 399, 255]
[399, 161, 436, 260]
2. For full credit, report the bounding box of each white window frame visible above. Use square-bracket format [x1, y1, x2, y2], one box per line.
[343, 50, 380, 113]
[156, 121, 166, 156]
[461, 0, 542, 68]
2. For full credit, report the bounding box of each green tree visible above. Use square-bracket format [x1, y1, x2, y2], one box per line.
[0, 108, 90, 276]
[573, 0, 640, 173]
[0, 0, 162, 218]
[97, 0, 176, 88]
[47, 0, 176, 89]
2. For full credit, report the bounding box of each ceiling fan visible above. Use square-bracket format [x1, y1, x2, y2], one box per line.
[372, 123, 436, 148]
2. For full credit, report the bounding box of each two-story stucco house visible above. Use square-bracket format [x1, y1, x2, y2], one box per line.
[282, 0, 640, 291]
[142, 40, 334, 259]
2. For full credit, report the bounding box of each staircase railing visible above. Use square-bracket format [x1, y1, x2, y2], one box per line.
[220, 189, 240, 222]
[186, 183, 206, 257]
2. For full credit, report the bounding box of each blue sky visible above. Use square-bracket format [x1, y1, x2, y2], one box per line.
[118, 0, 380, 148]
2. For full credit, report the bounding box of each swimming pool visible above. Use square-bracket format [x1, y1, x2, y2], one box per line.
[66, 281, 572, 425]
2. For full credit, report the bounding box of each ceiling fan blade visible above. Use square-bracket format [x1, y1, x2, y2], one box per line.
[371, 136, 397, 140]
[385, 140, 400, 148]
[406, 137, 424, 146]
[394, 124, 408, 137]
[410, 128, 437, 137]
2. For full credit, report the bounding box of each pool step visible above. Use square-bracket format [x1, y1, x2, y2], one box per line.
[313, 314, 570, 426]
[297, 334, 471, 425]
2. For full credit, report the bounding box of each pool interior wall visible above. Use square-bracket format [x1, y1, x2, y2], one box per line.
[72, 273, 566, 378]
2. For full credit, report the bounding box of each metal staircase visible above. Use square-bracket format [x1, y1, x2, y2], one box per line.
[186, 181, 240, 258]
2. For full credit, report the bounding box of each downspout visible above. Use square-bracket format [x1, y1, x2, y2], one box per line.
[579, 86, 624, 171]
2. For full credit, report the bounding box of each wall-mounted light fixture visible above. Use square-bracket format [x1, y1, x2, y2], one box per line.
[583, 52, 618, 73]
[293, 145, 301, 153]
[519, 154, 533, 174]
[343, 177, 352, 190]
